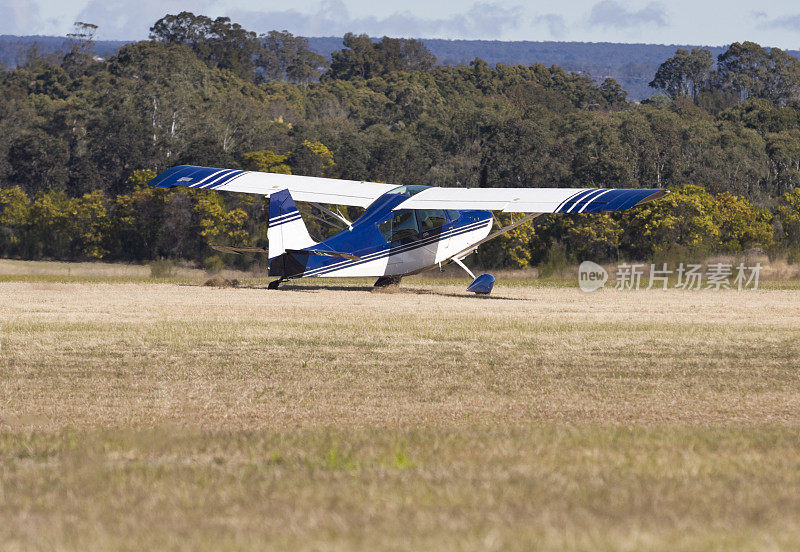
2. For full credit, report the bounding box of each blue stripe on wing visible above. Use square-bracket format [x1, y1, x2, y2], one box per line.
[148, 165, 229, 188]
[564, 189, 607, 212]
[580, 189, 668, 213]
[557, 189, 600, 213]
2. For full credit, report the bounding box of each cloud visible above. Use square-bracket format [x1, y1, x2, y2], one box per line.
[588, 0, 667, 29]
[534, 13, 566, 39]
[226, 1, 525, 39]
[0, 0, 42, 35]
[76, 0, 216, 40]
[758, 13, 800, 31]
[0, 0, 527, 40]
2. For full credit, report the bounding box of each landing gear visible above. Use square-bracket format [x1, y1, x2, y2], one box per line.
[466, 273, 495, 294]
[451, 256, 495, 294]
[267, 278, 283, 290]
[373, 275, 402, 288]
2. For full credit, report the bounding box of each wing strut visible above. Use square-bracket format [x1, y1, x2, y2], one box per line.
[451, 257, 476, 279]
[310, 202, 352, 229]
[297, 207, 347, 231]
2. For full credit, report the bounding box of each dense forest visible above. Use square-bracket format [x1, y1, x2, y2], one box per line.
[1, 13, 800, 271]
[5, 34, 799, 101]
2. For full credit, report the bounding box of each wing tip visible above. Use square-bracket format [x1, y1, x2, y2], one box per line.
[635, 189, 670, 206]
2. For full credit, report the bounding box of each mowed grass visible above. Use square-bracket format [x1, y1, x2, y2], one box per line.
[1, 278, 800, 551]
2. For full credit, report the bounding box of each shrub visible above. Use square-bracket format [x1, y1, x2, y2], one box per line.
[149, 258, 176, 278]
[788, 246, 800, 265]
[538, 241, 570, 278]
[203, 255, 226, 274]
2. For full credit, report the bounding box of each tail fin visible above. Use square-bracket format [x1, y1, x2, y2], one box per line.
[268, 189, 316, 261]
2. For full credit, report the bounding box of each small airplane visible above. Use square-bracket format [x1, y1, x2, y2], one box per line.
[148, 165, 668, 294]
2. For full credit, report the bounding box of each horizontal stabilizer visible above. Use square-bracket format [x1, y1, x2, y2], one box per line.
[211, 245, 268, 255]
[286, 249, 362, 261]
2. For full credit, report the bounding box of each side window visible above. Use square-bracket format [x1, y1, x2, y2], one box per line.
[446, 210, 461, 223]
[417, 209, 447, 232]
[379, 210, 420, 242]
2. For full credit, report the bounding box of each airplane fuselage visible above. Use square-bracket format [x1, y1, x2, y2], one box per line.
[269, 186, 493, 279]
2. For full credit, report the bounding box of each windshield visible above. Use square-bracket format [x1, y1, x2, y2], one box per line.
[362, 184, 431, 214]
[384, 185, 430, 196]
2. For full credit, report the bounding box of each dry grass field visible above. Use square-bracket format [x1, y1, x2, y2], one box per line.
[1, 261, 800, 551]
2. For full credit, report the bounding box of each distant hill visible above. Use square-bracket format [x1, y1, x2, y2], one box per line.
[0, 35, 128, 66]
[306, 39, 800, 101]
[3, 35, 799, 101]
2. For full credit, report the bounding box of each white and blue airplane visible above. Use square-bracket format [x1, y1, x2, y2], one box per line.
[149, 165, 668, 294]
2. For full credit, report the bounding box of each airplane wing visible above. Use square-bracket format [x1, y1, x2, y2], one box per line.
[148, 165, 397, 208]
[149, 165, 668, 213]
[392, 187, 668, 213]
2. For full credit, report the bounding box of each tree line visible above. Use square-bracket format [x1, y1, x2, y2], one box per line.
[2, 169, 798, 269]
[649, 42, 800, 108]
[1, 13, 800, 270]
[6, 35, 798, 102]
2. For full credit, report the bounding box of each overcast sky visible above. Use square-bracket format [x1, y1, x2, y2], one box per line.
[1, 0, 799, 49]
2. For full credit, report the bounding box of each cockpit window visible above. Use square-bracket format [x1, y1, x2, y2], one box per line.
[379, 210, 419, 242]
[384, 185, 430, 197]
[416, 209, 447, 231]
[446, 210, 461, 222]
[363, 184, 432, 212]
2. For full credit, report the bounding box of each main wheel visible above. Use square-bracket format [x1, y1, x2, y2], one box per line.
[267, 279, 282, 290]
